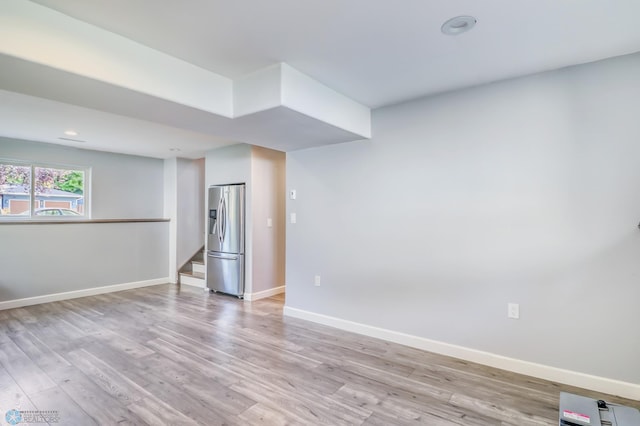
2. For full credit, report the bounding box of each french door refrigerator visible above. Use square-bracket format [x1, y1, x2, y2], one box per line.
[207, 183, 245, 298]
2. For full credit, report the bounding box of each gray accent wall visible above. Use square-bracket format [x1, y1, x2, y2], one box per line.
[0, 138, 164, 219]
[0, 138, 168, 301]
[285, 52, 640, 384]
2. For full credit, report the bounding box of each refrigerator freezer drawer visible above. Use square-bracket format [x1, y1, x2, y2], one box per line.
[207, 252, 244, 297]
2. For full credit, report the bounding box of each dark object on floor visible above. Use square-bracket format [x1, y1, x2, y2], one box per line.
[559, 392, 640, 425]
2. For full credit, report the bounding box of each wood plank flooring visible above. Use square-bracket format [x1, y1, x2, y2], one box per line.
[0, 284, 637, 425]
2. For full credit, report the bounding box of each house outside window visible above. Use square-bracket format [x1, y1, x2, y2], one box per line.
[0, 161, 89, 219]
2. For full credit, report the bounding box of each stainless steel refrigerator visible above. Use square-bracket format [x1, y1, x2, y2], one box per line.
[206, 183, 245, 297]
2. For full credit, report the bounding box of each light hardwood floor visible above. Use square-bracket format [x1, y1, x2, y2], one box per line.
[0, 284, 637, 425]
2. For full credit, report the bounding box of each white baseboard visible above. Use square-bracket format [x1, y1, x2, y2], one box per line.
[179, 274, 206, 288]
[0, 278, 170, 311]
[244, 285, 285, 301]
[283, 306, 640, 400]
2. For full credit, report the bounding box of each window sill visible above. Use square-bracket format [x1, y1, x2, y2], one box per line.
[0, 218, 170, 225]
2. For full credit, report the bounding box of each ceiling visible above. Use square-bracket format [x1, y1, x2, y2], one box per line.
[2, 0, 640, 158]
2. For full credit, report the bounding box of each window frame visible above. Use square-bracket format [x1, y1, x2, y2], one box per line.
[0, 158, 91, 221]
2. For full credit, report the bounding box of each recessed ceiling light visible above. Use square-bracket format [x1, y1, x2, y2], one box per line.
[169, 148, 181, 152]
[441, 16, 477, 35]
[64, 130, 78, 136]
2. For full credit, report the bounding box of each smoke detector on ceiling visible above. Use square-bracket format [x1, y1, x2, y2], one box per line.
[441, 16, 477, 35]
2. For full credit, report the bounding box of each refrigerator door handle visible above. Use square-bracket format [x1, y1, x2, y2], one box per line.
[217, 196, 224, 244]
[207, 252, 239, 261]
[220, 195, 227, 244]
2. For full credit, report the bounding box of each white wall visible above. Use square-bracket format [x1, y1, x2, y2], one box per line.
[164, 158, 178, 282]
[285, 53, 640, 389]
[176, 158, 205, 268]
[0, 137, 168, 301]
[251, 146, 286, 293]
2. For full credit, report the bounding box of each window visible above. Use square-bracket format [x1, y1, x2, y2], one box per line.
[0, 160, 89, 219]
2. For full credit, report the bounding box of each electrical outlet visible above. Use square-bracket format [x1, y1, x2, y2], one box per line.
[508, 303, 520, 319]
[314, 275, 321, 286]
[290, 213, 297, 224]
[267, 218, 273, 228]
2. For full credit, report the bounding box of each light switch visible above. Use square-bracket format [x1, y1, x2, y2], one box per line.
[290, 189, 297, 200]
[290, 213, 297, 224]
[267, 218, 273, 228]
[508, 303, 520, 319]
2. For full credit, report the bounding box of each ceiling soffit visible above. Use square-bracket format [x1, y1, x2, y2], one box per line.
[0, 0, 371, 152]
